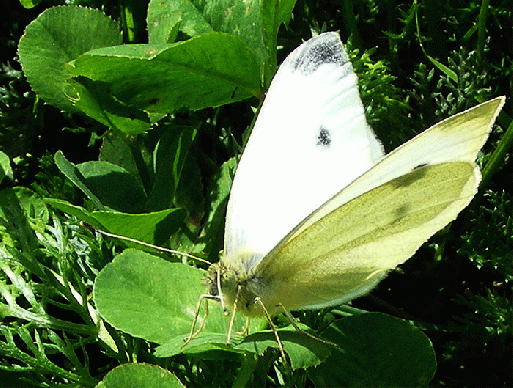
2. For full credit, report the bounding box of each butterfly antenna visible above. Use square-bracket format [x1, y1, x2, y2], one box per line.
[80, 221, 211, 265]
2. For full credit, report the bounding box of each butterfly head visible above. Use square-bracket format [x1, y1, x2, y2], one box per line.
[206, 249, 269, 317]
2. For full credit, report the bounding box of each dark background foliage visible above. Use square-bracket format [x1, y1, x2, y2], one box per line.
[1, 0, 511, 386]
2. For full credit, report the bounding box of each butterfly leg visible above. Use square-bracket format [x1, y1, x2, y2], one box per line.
[278, 305, 338, 348]
[225, 285, 242, 345]
[182, 294, 210, 348]
[255, 297, 288, 364]
[241, 316, 251, 336]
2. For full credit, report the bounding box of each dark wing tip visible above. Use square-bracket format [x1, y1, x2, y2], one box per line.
[284, 32, 349, 75]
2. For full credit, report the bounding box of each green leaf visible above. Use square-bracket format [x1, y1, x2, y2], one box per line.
[147, 0, 213, 40]
[90, 208, 186, 246]
[146, 126, 197, 212]
[71, 77, 151, 135]
[43, 198, 185, 247]
[0, 188, 47, 277]
[54, 151, 104, 210]
[18, 6, 122, 112]
[98, 133, 142, 183]
[275, 0, 298, 27]
[0, 151, 13, 184]
[190, 0, 269, 67]
[201, 158, 236, 261]
[93, 250, 262, 345]
[147, 0, 288, 71]
[0, 187, 48, 241]
[481, 113, 513, 189]
[174, 153, 205, 227]
[147, 1, 185, 45]
[308, 312, 437, 387]
[19, 0, 42, 9]
[425, 54, 458, 83]
[156, 333, 248, 359]
[236, 326, 332, 370]
[157, 316, 331, 370]
[69, 33, 261, 114]
[98, 363, 184, 388]
[76, 161, 147, 213]
[259, 0, 299, 83]
[44, 198, 105, 230]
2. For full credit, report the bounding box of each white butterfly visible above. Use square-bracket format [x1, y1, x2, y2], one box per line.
[204, 32, 504, 324]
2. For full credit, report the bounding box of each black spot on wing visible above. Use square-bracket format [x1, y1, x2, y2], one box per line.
[317, 127, 331, 147]
[286, 32, 350, 75]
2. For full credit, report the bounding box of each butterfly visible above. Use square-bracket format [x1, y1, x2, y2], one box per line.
[189, 32, 504, 352]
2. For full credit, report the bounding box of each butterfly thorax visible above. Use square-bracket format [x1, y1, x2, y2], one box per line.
[206, 249, 269, 317]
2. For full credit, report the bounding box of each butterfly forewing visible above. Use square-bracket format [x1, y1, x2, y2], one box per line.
[224, 33, 384, 261]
